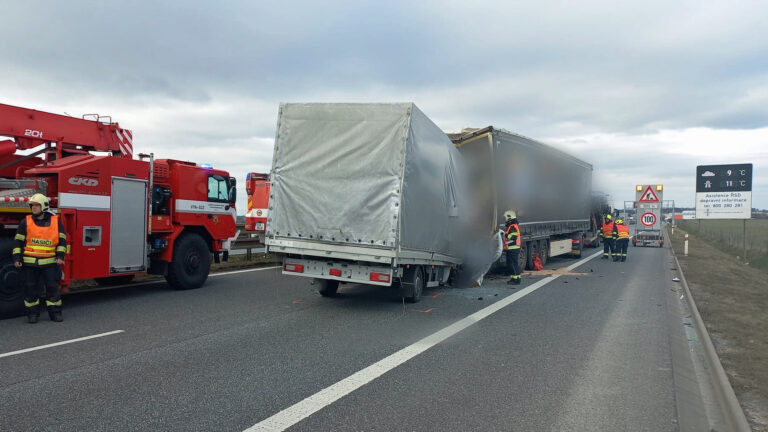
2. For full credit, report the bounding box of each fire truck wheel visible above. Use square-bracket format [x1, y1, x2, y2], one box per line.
[94, 275, 135, 286]
[0, 240, 24, 319]
[166, 233, 211, 290]
[402, 266, 424, 303]
[316, 279, 339, 297]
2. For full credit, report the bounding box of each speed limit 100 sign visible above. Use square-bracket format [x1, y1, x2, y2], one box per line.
[641, 212, 657, 226]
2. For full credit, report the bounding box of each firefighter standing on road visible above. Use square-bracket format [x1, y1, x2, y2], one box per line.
[504, 210, 522, 286]
[12, 194, 67, 323]
[613, 218, 630, 262]
[600, 214, 615, 260]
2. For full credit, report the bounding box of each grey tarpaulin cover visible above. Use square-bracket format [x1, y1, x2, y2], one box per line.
[268, 103, 470, 261]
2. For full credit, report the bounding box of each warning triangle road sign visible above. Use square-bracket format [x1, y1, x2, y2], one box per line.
[638, 186, 660, 202]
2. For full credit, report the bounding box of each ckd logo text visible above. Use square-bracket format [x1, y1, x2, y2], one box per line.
[69, 177, 99, 187]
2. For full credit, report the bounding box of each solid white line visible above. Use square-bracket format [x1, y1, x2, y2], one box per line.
[245, 251, 602, 431]
[210, 266, 281, 277]
[0, 330, 125, 359]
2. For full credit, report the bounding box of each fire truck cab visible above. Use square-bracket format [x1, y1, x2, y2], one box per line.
[0, 103, 237, 318]
[244, 172, 270, 242]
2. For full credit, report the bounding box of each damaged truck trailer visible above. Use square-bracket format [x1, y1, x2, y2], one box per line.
[265, 103, 471, 303]
[449, 127, 595, 271]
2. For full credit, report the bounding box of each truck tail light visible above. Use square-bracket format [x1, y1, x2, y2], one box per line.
[370, 272, 390, 283]
[572, 239, 580, 244]
[284, 263, 304, 273]
[329, 268, 342, 277]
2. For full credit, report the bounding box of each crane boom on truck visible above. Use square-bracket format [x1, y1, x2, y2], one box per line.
[0, 103, 238, 318]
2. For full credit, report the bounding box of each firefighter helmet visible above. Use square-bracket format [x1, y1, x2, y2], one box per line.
[28, 193, 50, 212]
[605, 213, 612, 221]
[504, 210, 517, 221]
[616, 218, 624, 224]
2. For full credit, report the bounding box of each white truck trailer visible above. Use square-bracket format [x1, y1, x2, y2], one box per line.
[265, 103, 472, 302]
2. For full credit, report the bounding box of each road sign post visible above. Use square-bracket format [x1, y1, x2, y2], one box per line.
[634, 184, 664, 247]
[695, 163, 753, 264]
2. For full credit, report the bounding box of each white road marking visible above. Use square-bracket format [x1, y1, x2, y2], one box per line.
[245, 251, 602, 431]
[210, 266, 281, 277]
[0, 330, 124, 359]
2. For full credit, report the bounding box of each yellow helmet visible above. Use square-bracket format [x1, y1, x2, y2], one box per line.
[503, 210, 517, 221]
[28, 193, 50, 212]
[616, 218, 624, 224]
[605, 213, 612, 220]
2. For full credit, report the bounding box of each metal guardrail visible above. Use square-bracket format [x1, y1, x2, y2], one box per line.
[666, 228, 751, 431]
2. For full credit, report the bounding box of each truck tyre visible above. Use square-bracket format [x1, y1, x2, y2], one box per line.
[0, 239, 24, 319]
[402, 266, 424, 303]
[518, 242, 527, 273]
[95, 274, 135, 287]
[538, 240, 549, 266]
[166, 233, 210, 290]
[525, 241, 537, 270]
[317, 279, 339, 297]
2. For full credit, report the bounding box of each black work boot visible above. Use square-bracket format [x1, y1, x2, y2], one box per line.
[48, 306, 63, 322]
[27, 309, 39, 324]
[25, 301, 40, 324]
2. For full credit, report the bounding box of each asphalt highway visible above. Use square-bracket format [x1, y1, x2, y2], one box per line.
[0, 243, 710, 431]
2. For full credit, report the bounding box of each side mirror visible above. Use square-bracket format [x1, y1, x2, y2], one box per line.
[228, 178, 237, 204]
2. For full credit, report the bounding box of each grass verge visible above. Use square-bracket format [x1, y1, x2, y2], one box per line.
[668, 226, 768, 431]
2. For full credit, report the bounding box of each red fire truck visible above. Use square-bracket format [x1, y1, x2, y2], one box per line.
[244, 172, 270, 242]
[0, 103, 238, 318]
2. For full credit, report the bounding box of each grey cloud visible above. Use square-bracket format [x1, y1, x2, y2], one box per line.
[2, 1, 767, 211]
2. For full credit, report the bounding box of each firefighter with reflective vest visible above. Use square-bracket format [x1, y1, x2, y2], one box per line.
[504, 210, 522, 286]
[600, 213, 615, 260]
[612, 218, 630, 262]
[12, 194, 67, 323]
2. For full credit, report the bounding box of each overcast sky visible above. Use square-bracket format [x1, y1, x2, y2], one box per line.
[1, 1, 766, 213]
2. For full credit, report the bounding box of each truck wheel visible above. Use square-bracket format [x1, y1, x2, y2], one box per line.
[95, 275, 135, 287]
[525, 241, 537, 270]
[316, 279, 339, 297]
[402, 266, 424, 303]
[518, 242, 527, 272]
[538, 240, 549, 266]
[166, 233, 211, 290]
[0, 239, 24, 319]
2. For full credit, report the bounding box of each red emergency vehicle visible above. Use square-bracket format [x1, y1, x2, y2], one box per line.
[0, 103, 237, 318]
[244, 172, 270, 242]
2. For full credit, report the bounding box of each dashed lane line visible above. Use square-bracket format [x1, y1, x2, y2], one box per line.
[0, 330, 125, 359]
